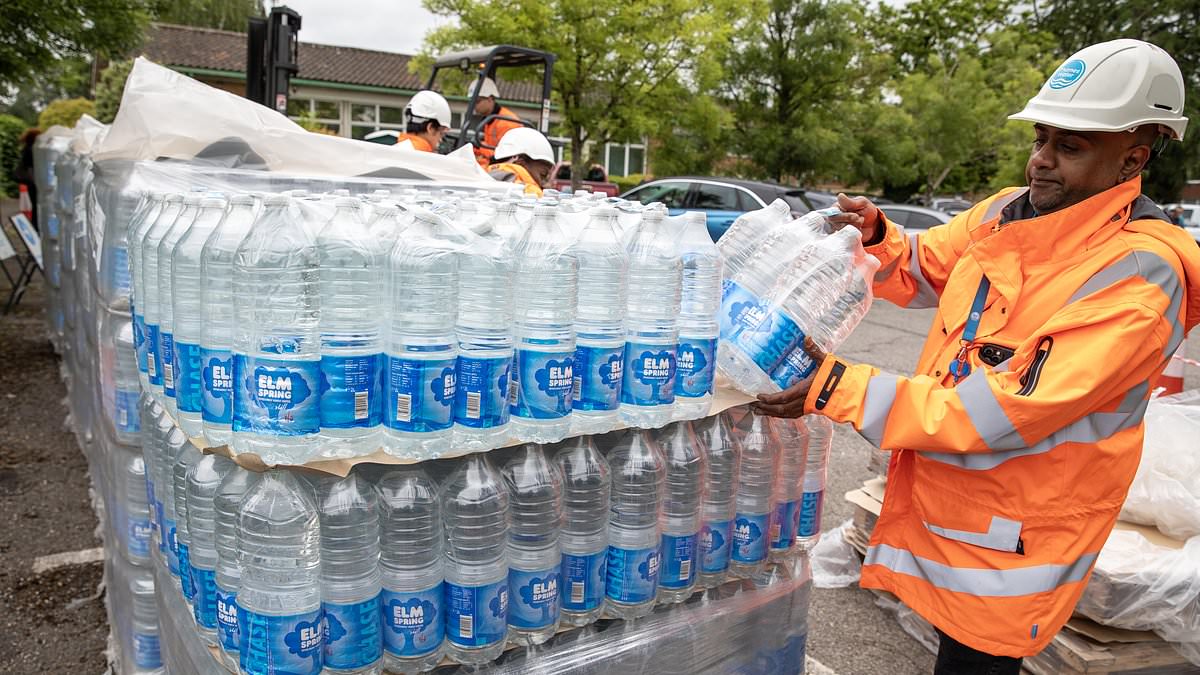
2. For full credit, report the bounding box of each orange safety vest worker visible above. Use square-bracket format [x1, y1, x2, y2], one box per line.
[475, 105, 523, 166]
[801, 178, 1200, 657]
[487, 162, 543, 197]
[395, 132, 434, 152]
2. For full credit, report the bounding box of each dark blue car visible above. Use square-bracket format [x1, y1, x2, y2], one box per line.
[620, 177, 832, 241]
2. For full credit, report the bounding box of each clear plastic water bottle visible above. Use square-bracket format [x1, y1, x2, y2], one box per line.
[186, 453, 234, 643]
[130, 193, 166, 391]
[112, 319, 142, 446]
[453, 216, 514, 451]
[604, 429, 665, 619]
[797, 416, 833, 550]
[384, 211, 461, 459]
[238, 470, 324, 675]
[173, 439, 203, 607]
[200, 194, 257, 447]
[130, 564, 164, 674]
[313, 472, 383, 674]
[729, 410, 779, 578]
[172, 194, 228, 437]
[693, 412, 741, 588]
[673, 212, 722, 421]
[159, 426, 189, 583]
[510, 205, 578, 444]
[768, 418, 808, 562]
[553, 436, 610, 627]
[620, 208, 681, 428]
[317, 198, 385, 459]
[440, 453, 509, 665]
[116, 445, 153, 566]
[137, 394, 162, 547]
[570, 205, 627, 435]
[500, 444, 563, 645]
[655, 421, 705, 604]
[146, 399, 176, 561]
[376, 467, 445, 673]
[140, 194, 185, 400]
[232, 196, 323, 464]
[214, 466, 261, 671]
[715, 199, 793, 279]
[158, 193, 203, 417]
[492, 200, 525, 244]
[365, 201, 410, 254]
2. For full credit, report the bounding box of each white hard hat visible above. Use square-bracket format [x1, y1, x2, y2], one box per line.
[1009, 39, 1188, 141]
[468, 76, 500, 99]
[405, 90, 452, 128]
[493, 127, 555, 164]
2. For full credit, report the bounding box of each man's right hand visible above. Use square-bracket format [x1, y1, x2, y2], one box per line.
[828, 193, 883, 245]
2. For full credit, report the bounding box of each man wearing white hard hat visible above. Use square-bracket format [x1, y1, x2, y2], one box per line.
[755, 39, 1200, 673]
[468, 76, 525, 166]
[395, 90, 452, 152]
[488, 127, 555, 196]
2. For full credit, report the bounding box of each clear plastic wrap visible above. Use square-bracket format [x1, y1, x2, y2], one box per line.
[810, 520, 862, 589]
[1120, 389, 1200, 539]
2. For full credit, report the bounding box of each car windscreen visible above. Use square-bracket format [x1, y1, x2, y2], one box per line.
[781, 191, 814, 214]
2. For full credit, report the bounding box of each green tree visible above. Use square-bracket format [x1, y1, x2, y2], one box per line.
[95, 60, 135, 124]
[649, 94, 732, 177]
[0, 58, 92, 125]
[0, 114, 28, 197]
[152, 0, 266, 32]
[0, 0, 151, 93]
[38, 98, 96, 130]
[423, 0, 745, 187]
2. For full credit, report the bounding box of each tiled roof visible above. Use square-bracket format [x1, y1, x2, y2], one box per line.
[142, 23, 541, 102]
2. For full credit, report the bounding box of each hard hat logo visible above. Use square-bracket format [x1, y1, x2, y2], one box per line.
[1047, 59, 1086, 90]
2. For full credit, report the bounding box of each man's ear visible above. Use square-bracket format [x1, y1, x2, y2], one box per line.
[1120, 143, 1152, 182]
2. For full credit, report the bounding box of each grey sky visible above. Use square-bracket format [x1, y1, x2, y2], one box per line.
[271, 0, 450, 55]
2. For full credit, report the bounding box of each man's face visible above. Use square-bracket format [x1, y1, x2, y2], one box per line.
[474, 96, 492, 117]
[521, 158, 554, 187]
[1025, 124, 1151, 214]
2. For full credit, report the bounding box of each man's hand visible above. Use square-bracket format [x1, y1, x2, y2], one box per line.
[828, 193, 882, 245]
[753, 337, 829, 418]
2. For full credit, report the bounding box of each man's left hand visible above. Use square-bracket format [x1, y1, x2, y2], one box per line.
[753, 337, 829, 418]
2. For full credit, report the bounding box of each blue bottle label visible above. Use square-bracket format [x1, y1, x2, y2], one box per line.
[510, 348, 574, 419]
[323, 596, 383, 670]
[675, 337, 717, 398]
[133, 312, 149, 374]
[572, 344, 623, 412]
[200, 348, 234, 425]
[319, 353, 383, 429]
[384, 355, 456, 432]
[232, 354, 321, 436]
[133, 632, 162, 670]
[732, 513, 769, 563]
[798, 490, 825, 538]
[701, 519, 733, 573]
[241, 607, 324, 675]
[174, 340, 203, 413]
[155, 502, 166, 552]
[178, 542, 195, 601]
[114, 389, 141, 433]
[126, 516, 151, 558]
[161, 331, 176, 397]
[621, 342, 677, 406]
[454, 355, 511, 429]
[146, 324, 162, 385]
[382, 584, 444, 658]
[770, 499, 802, 550]
[216, 585, 240, 653]
[445, 580, 507, 648]
[165, 519, 179, 574]
[605, 545, 660, 604]
[561, 551, 606, 612]
[145, 478, 157, 529]
[659, 533, 698, 589]
[508, 567, 561, 629]
[192, 567, 219, 629]
[719, 281, 804, 374]
[770, 345, 819, 390]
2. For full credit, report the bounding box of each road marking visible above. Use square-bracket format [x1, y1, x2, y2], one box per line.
[806, 655, 838, 675]
[32, 547, 104, 574]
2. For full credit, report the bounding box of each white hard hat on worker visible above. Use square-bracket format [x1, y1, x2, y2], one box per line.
[1009, 38, 1188, 141]
[468, 77, 501, 100]
[405, 90, 452, 128]
[493, 127, 555, 165]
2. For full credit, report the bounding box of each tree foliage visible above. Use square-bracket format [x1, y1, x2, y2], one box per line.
[152, 0, 266, 32]
[95, 60, 135, 124]
[38, 98, 95, 130]
[0, 114, 28, 197]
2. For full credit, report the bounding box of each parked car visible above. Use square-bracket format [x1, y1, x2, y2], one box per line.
[1163, 203, 1200, 227]
[930, 197, 973, 215]
[620, 177, 821, 240]
[550, 162, 620, 197]
[878, 204, 953, 229]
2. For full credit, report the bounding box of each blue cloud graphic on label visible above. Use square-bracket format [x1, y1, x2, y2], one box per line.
[704, 527, 725, 553]
[284, 617, 324, 657]
[534, 358, 574, 396]
[323, 610, 347, 645]
[678, 343, 708, 375]
[634, 350, 674, 385]
[431, 367, 456, 405]
[600, 354, 623, 387]
[519, 574, 558, 609]
[248, 365, 312, 418]
[637, 550, 661, 582]
[735, 518, 763, 544]
[489, 587, 509, 618]
[387, 597, 437, 633]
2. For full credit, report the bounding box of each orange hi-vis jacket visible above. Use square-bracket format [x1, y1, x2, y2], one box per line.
[395, 133, 434, 152]
[475, 105, 523, 167]
[488, 162, 543, 197]
[802, 178, 1200, 657]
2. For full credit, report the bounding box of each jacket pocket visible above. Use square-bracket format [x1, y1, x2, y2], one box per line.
[1017, 336, 1053, 396]
[923, 514, 1024, 554]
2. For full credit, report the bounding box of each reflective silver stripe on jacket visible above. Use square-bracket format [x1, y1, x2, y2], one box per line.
[865, 543, 1097, 597]
[924, 515, 1022, 552]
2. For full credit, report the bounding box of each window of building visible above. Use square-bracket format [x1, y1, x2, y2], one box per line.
[287, 97, 341, 135]
[603, 143, 648, 177]
[349, 103, 407, 140]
